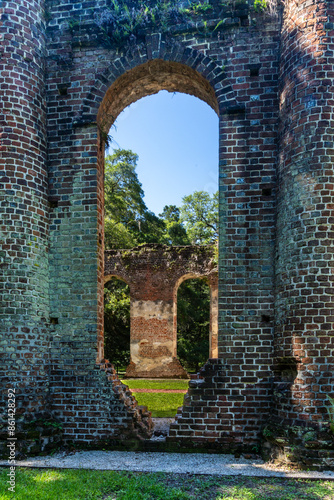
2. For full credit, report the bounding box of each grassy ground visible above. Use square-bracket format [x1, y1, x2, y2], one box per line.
[121, 379, 189, 417]
[121, 379, 189, 390]
[0, 468, 333, 499]
[133, 392, 184, 417]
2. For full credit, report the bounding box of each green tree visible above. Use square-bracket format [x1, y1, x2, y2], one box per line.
[129, 210, 167, 245]
[104, 148, 167, 248]
[104, 278, 130, 371]
[104, 149, 147, 249]
[159, 205, 190, 245]
[180, 190, 218, 244]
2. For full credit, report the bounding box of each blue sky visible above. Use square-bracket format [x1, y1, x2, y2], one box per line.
[107, 90, 219, 216]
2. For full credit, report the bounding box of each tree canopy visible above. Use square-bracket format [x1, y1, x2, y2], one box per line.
[104, 149, 166, 248]
[104, 148, 218, 248]
[180, 190, 218, 245]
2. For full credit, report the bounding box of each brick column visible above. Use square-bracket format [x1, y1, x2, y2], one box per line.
[126, 295, 187, 378]
[209, 278, 218, 358]
[0, 0, 49, 417]
[275, 0, 334, 424]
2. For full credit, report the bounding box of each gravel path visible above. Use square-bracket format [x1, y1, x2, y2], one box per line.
[1, 451, 334, 479]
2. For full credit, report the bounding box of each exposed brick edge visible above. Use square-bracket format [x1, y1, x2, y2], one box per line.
[168, 359, 271, 451]
[99, 360, 153, 441]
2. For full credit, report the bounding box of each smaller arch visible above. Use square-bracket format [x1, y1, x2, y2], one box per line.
[104, 274, 130, 287]
[104, 276, 131, 373]
[173, 273, 218, 370]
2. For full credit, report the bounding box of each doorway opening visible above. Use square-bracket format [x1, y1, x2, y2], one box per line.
[98, 59, 220, 440]
[177, 277, 210, 374]
[104, 277, 130, 376]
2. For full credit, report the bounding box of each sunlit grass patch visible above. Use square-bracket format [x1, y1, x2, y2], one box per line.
[121, 379, 189, 391]
[133, 392, 185, 417]
[0, 469, 189, 500]
[32, 469, 66, 483]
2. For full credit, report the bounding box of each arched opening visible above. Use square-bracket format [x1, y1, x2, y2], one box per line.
[97, 59, 219, 360]
[104, 276, 130, 375]
[97, 58, 220, 439]
[177, 277, 211, 374]
[174, 273, 218, 374]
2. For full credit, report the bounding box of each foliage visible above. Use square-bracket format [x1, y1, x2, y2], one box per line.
[180, 190, 218, 245]
[104, 278, 130, 370]
[254, 0, 267, 12]
[129, 209, 167, 245]
[104, 148, 167, 249]
[104, 149, 218, 248]
[182, 1, 213, 15]
[327, 395, 334, 433]
[104, 149, 146, 249]
[1, 468, 334, 500]
[177, 278, 210, 373]
[104, 217, 137, 249]
[159, 205, 190, 245]
[94, 0, 188, 48]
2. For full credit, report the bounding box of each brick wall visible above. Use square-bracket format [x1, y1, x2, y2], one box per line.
[1, 0, 333, 461]
[105, 244, 217, 378]
[274, 0, 334, 426]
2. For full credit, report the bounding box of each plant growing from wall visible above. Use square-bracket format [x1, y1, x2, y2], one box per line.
[327, 395, 334, 433]
[93, 0, 222, 48]
[181, 1, 213, 15]
[254, 0, 267, 12]
[94, 0, 189, 48]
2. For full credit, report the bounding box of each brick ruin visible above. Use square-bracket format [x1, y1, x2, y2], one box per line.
[1, 0, 334, 468]
[105, 244, 218, 378]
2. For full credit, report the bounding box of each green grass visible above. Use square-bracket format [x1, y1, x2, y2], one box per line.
[133, 392, 185, 417]
[121, 379, 189, 390]
[0, 468, 333, 500]
[120, 379, 188, 416]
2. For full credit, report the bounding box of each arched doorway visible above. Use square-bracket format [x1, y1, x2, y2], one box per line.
[104, 276, 130, 375]
[96, 58, 220, 361]
[174, 274, 218, 374]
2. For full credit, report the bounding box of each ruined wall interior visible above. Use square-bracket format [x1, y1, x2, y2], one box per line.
[104, 244, 218, 378]
[1, 0, 334, 467]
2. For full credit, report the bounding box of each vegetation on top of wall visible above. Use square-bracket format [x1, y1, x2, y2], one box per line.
[93, 0, 188, 48]
[92, 0, 273, 49]
[65, 0, 279, 49]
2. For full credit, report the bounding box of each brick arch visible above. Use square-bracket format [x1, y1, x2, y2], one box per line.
[173, 273, 218, 362]
[105, 245, 217, 377]
[78, 35, 238, 128]
[104, 274, 131, 288]
[93, 47, 227, 359]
